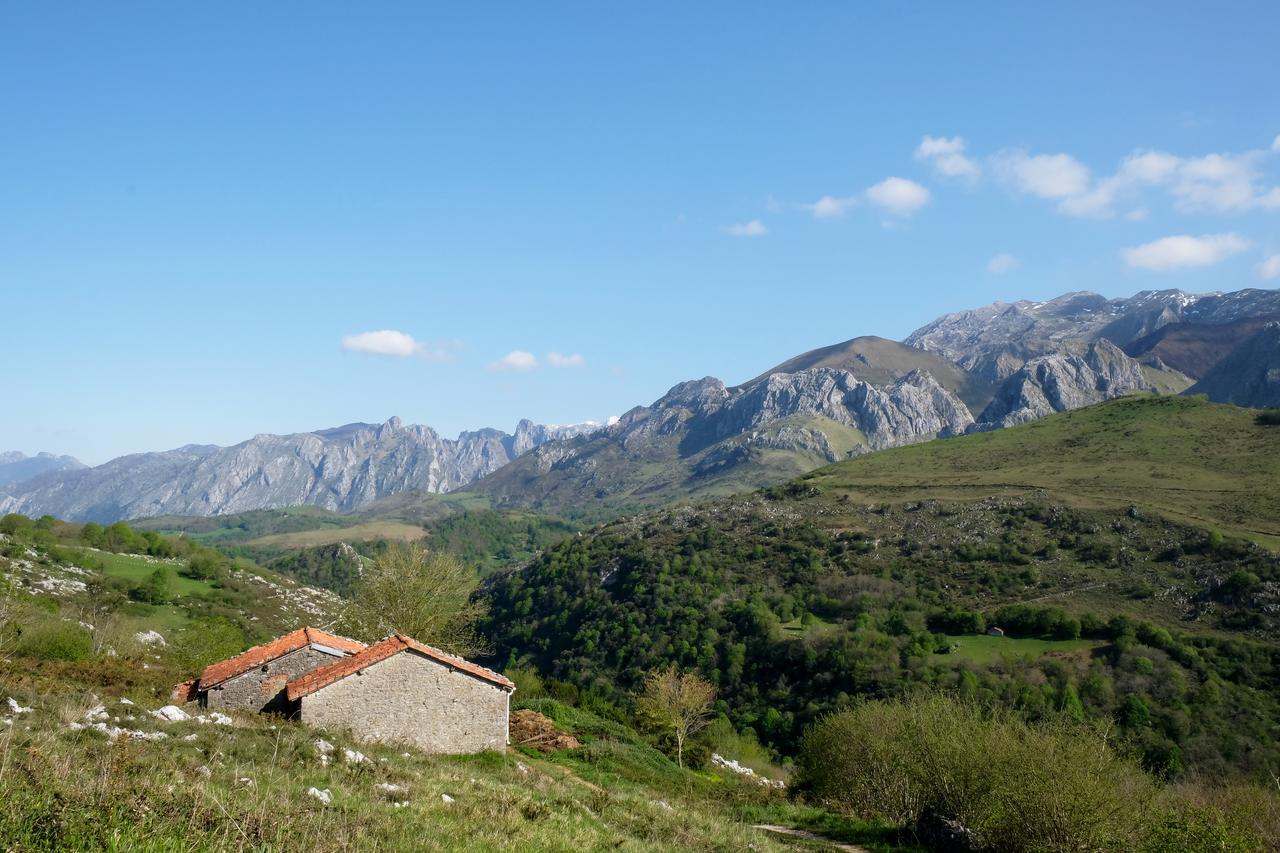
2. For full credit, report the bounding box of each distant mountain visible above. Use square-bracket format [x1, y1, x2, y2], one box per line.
[1187, 322, 1280, 409]
[0, 418, 602, 523]
[742, 335, 997, 413]
[906, 288, 1280, 382]
[971, 340, 1152, 431]
[461, 366, 973, 518]
[0, 452, 86, 488]
[1124, 316, 1280, 379]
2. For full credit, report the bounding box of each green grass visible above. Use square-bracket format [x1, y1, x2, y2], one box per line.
[933, 633, 1098, 665]
[248, 520, 427, 549]
[64, 547, 214, 596]
[0, 662, 914, 853]
[807, 395, 1280, 546]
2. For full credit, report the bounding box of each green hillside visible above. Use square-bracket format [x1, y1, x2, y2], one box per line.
[806, 395, 1280, 546]
[485, 396, 1280, 793]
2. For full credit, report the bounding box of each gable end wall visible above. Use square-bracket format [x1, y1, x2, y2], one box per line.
[298, 650, 510, 754]
[207, 646, 343, 713]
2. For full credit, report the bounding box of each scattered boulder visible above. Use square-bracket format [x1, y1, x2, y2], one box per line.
[151, 705, 190, 723]
[134, 630, 166, 647]
[509, 709, 581, 752]
[441, 793, 455, 804]
[915, 810, 984, 853]
[7, 698, 32, 715]
[344, 748, 368, 764]
[307, 787, 333, 805]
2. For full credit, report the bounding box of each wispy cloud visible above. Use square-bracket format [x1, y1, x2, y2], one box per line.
[1257, 253, 1280, 280]
[993, 142, 1280, 218]
[865, 177, 931, 216]
[1122, 233, 1250, 271]
[722, 220, 767, 237]
[340, 330, 460, 360]
[546, 352, 586, 368]
[489, 350, 539, 371]
[805, 195, 860, 219]
[987, 253, 1018, 274]
[915, 135, 980, 180]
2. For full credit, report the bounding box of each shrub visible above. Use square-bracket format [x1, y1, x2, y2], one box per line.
[1255, 409, 1280, 426]
[797, 694, 1156, 851]
[15, 620, 93, 661]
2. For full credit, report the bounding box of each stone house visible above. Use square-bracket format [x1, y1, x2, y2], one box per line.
[284, 633, 515, 754]
[172, 626, 366, 714]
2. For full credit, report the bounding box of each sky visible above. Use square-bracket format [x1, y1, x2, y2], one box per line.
[2, 3, 1278, 465]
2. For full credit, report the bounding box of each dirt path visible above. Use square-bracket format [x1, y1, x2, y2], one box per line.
[752, 824, 871, 852]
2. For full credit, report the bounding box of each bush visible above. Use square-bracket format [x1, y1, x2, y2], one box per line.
[797, 694, 1156, 851]
[1255, 409, 1280, 426]
[15, 621, 93, 661]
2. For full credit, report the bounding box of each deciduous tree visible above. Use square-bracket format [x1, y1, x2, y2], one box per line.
[637, 664, 716, 769]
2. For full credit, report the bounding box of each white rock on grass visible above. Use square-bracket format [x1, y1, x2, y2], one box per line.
[440, 793, 455, 804]
[118, 698, 134, 706]
[183, 734, 199, 742]
[308, 787, 333, 805]
[151, 705, 190, 723]
[196, 765, 212, 778]
[375, 783, 405, 794]
[85, 705, 110, 722]
[7, 698, 32, 715]
[134, 630, 166, 646]
[343, 748, 367, 764]
[314, 738, 335, 755]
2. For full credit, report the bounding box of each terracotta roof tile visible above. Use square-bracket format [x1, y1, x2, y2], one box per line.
[197, 627, 366, 689]
[171, 678, 200, 703]
[286, 633, 514, 700]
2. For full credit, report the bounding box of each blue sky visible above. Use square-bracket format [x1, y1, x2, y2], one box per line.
[3, 3, 1278, 464]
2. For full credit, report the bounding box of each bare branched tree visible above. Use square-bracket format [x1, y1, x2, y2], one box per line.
[338, 542, 490, 657]
[637, 664, 716, 769]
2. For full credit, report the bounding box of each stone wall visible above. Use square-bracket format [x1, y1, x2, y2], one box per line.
[299, 650, 511, 753]
[207, 646, 342, 713]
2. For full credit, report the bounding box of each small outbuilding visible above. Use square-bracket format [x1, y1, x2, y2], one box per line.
[987, 626, 1006, 637]
[285, 633, 515, 754]
[173, 626, 367, 713]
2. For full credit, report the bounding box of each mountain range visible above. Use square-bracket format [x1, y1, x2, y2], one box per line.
[4, 286, 1278, 523]
[0, 451, 86, 487]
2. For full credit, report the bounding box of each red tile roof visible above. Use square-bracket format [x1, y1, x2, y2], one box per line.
[286, 633, 514, 700]
[171, 678, 200, 703]
[197, 627, 366, 689]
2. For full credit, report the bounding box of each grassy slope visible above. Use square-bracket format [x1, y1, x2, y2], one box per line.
[805, 395, 1280, 547]
[0, 662, 903, 852]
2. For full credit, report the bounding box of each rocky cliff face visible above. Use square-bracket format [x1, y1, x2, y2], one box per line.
[465, 367, 974, 516]
[0, 452, 87, 488]
[0, 418, 604, 523]
[906, 288, 1280, 382]
[971, 340, 1152, 431]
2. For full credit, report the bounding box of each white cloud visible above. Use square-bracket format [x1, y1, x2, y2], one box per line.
[997, 146, 1280, 218]
[806, 195, 860, 219]
[1273, 135, 1280, 153]
[995, 151, 1092, 199]
[340, 330, 459, 360]
[987, 253, 1019, 274]
[723, 220, 767, 237]
[915, 135, 980, 179]
[489, 350, 539, 371]
[865, 177, 930, 216]
[1122, 233, 1250, 271]
[546, 352, 586, 368]
[1257, 253, 1280, 280]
